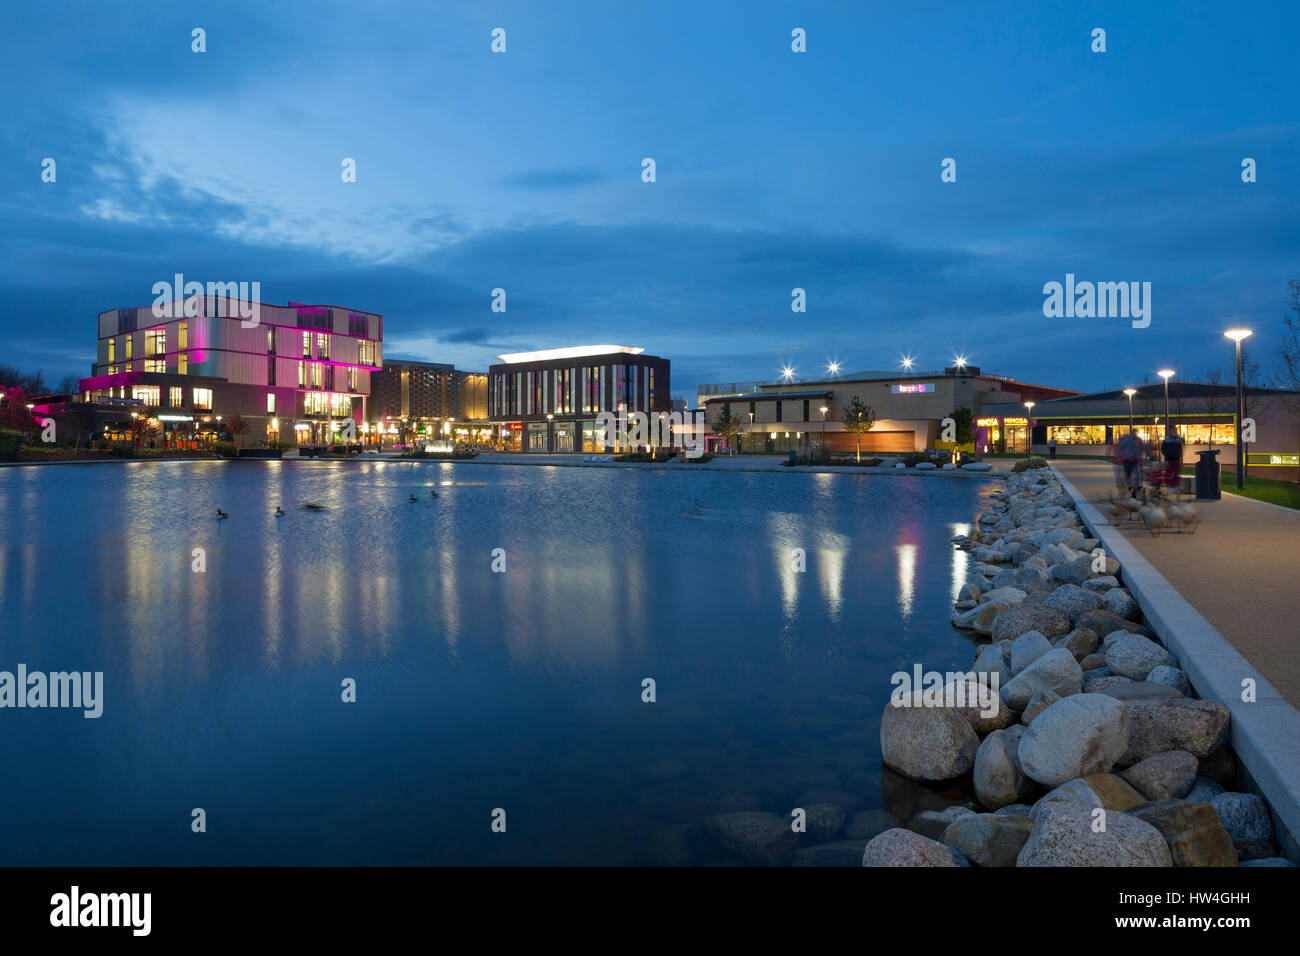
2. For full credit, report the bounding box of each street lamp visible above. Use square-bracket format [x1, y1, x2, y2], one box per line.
[1223, 329, 1253, 489]
[1157, 369, 1175, 437]
[826, 361, 840, 378]
[1122, 388, 1137, 437]
[1023, 401, 1035, 461]
[819, 405, 828, 456]
[546, 412, 553, 453]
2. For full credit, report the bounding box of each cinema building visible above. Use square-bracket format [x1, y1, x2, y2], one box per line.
[74, 297, 382, 447]
[487, 345, 671, 452]
[699, 365, 1075, 455]
[980, 382, 1300, 480]
[368, 359, 490, 446]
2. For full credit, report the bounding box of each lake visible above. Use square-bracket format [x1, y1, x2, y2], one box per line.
[0, 459, 995, 864]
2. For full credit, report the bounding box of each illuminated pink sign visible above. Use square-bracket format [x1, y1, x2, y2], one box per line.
[891, 383, 934, 394]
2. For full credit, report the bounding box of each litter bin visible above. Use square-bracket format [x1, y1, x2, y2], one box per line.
[788, 450, 797, 465]
[1195, 448, 1221, 500]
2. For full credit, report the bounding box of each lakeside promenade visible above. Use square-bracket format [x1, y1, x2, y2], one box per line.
[1054, 459, 1300, 708]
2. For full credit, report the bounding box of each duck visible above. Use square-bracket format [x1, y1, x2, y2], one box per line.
[409, 494, 418, 502]
[430, 489, 439, 498]
[275, 506, 284, 516]
[216, 508, 229, 520]
[302, 502, 326, 511]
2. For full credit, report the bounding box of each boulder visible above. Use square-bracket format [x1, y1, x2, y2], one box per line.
[1001, 648, 1084, 710]
[1021, 690, 1059, 725]
[1044, 583, 1106, 626]
[1105, 633, 1176, 680]
[1198, 748, 1237, 788]
[1082, 575, 1119, 592]
[705, 812, 800, 865]
[940, 673, 1012, 735]
[1121, 700, 1231, 763]
[1031, 773, 1147, 818]
[974, 726, 1035, 809]
[1105, 587, 1141, 621]
[991, 604, 1071, 644]
[1019, 694, 1129, 786]
[973, 642, 1012, 682]
[861, 828, 970, 867]
[971, 602, 1008, 637]
[1120, 751, 1198, 800]
[1083, 673, 1132, 693]
[1127, 799, 1237, 866]
[1076, 609, 1145, 639]
[1186, 777, 1227, 804]
[1210, 793, 1274, 844]
[993, 804, 1033, 817]
[942, 813, 1033, 868]
[908, 806, 977, 841]
[880, 704, 979, 781]
[1146, 665, 1192, 696]
[1055, 627, 1101, 661]
[981, 587, 1027, 607]
[1089, 681, 1184, 701]
[1080, 653, 1108, 671]
[1017, 801, 1172, 866]
[795, 790, 865, 814]
[1009, 630, 1053, 674]
[801, 803, 846, 842]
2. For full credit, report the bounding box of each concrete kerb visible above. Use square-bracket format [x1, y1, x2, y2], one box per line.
[1050, 463, 1300, 860]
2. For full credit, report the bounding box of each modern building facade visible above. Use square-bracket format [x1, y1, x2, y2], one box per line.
[700, 365, 1076, 455]
[77, 296, 382, 446]
[982, 382, 1300, 480]
[487, 345, 671, 452]
[368, 360, 489, 445]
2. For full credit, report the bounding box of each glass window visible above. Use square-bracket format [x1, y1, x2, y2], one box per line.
[145, 329, 166, 356]
[178, 320, 188, 350]
[267, 327, 276, 354]
[169, 387, 183, 407]
[311, 363, 322, 388]
[145, 359, 165, 373]
[132, 386, 160, 406]
[266, 393, 275, 414]
[178, 352, 188, 375]
[193, 388, 213, 410]
[316, 333, 330, 359]
[124, 336, 133, 360]
[303, 332, 311, 357]
[107, 338, 116, 363]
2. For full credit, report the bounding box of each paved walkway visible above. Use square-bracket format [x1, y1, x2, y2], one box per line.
[1055, 459, 1300, 707]
[443, 453, 1017, 476]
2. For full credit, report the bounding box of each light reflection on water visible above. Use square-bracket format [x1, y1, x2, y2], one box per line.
[0, 460, 997, 865]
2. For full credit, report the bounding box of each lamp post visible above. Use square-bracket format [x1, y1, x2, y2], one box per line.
[1123, 388, 1136, 439]
[748, 410, 754, 455]
[546, 412, 553, 453]
[1157, 369, 1175, 438]
[1023, 401, 1035, 461]
[819, 405, 828, 456]
[1224, 329, 1253, 489]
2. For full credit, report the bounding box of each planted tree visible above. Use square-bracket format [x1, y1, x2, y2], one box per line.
[226, 413, 251, 449]
[842, 396, 876, 462]
[713, 402, 742, 457]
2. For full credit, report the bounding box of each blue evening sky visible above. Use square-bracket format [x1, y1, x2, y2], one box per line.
[1, 0, 1297, 399]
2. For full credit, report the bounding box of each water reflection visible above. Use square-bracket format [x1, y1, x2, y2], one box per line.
[0, 463, 988, 865]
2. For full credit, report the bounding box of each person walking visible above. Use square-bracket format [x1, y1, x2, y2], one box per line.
[1114, 430, 1144, 494]
[1047, 436, 1057, 459]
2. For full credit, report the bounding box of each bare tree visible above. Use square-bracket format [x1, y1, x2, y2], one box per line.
[1277, 279, 1300, 458]
[1201, 368, 1227, 449]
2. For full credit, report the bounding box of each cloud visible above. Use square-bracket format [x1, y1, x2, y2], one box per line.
[501, 168, 607, 190]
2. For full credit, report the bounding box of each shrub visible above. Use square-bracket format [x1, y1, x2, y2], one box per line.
[899, 453, 928, 467]
[110, 442, 136, 458]
[1011, 456, 1050, 473]
[213, 441, 237, 458]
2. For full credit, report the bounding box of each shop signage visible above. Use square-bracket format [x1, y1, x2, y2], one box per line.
[891, 383, 934, 394]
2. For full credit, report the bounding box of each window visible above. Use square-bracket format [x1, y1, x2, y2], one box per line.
[145, 329, 166, 356]
[775, 401, 783, 423]
[803, 400, 810, 422]
[169, 387, 183, 408]
[298, 361, 306, 387]
[303, 332, 311, 358]
[132, 386, 160, 406]
[178, 320, 188, 350]
[178, 352, 188, 375]
[107, 338, 116, 363]
[359, 340, 375, 366]
[267, 328, 276, 354]
[145, 359, 166, 373]
[124, 336, 133, 360]
[311, 363, 322, 388]
[315, 333, 330, 359]
[266, 393, 276, 414]
[347, 367, 357, 392]
[193, 388, 212, 410]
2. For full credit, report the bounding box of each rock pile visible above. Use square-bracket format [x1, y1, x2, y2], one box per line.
[862, 468, 1293, 867]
